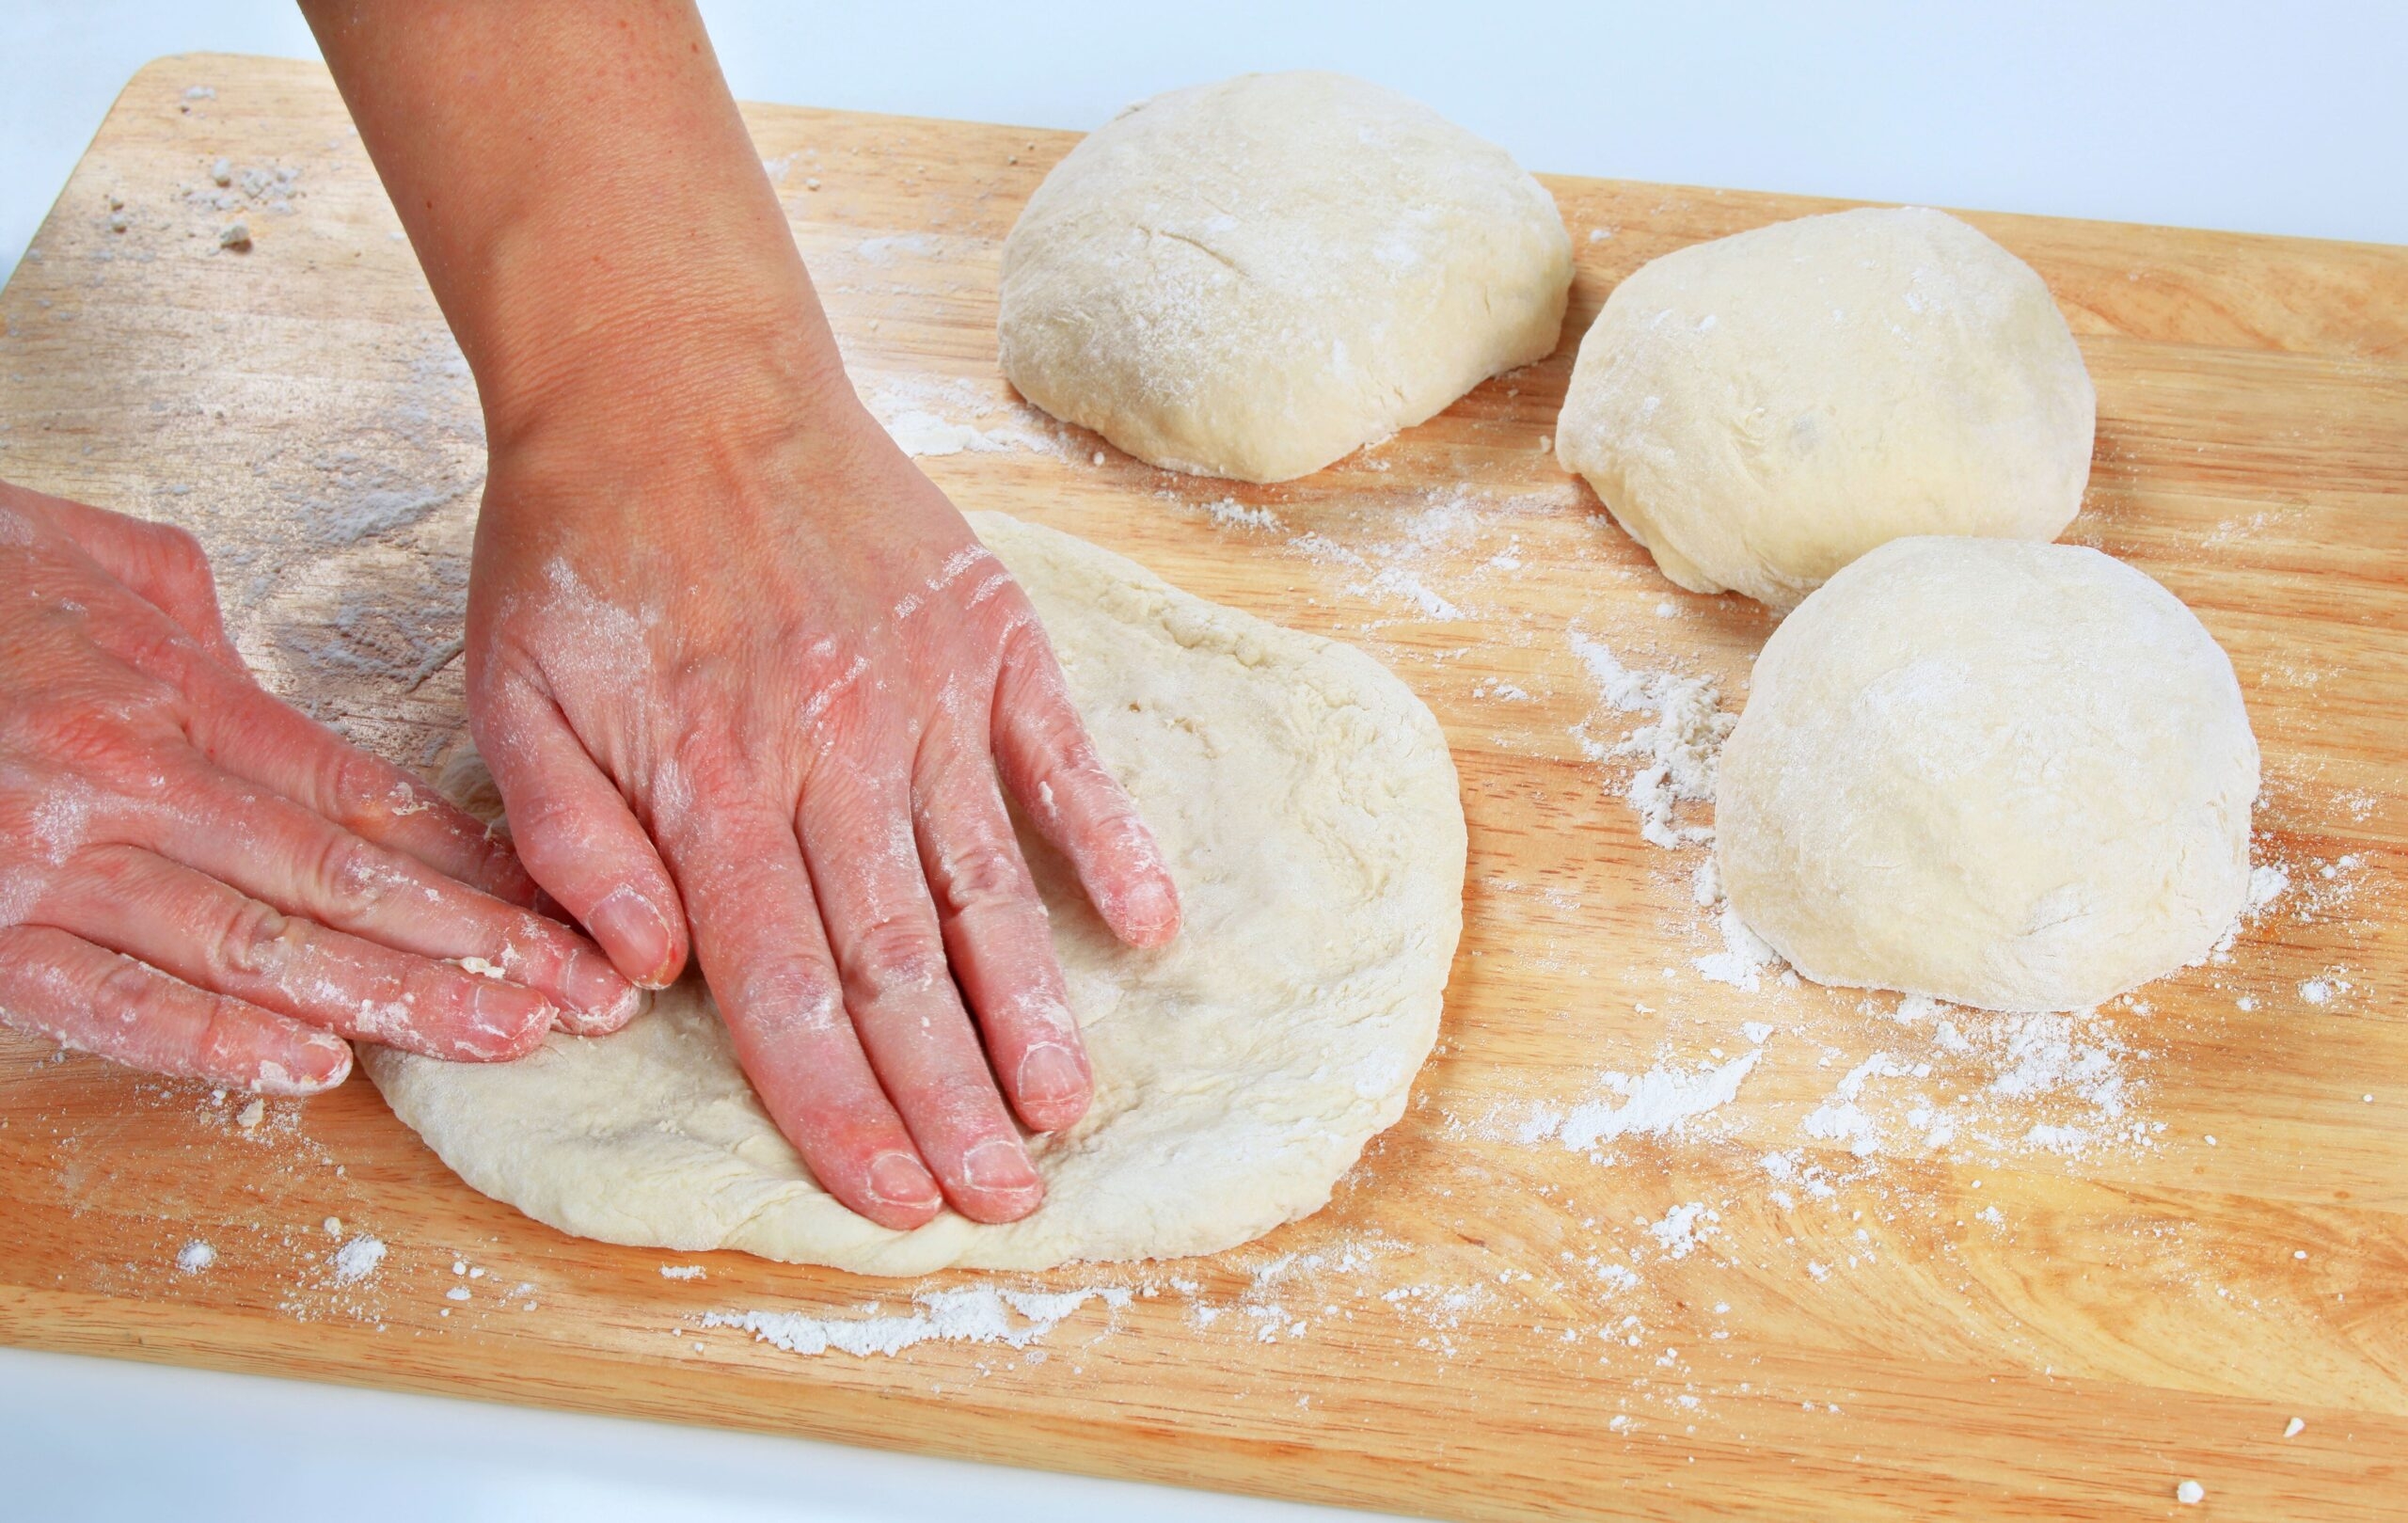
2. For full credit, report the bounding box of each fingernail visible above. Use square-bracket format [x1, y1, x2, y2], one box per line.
[1016, 1041, 1085, 1107]
[471, 982, 554, 1056]
[554, 984, 649, 1037]
[564, 946, 642, 1023]
[590, 886, 676, 989]
[256, 1035, 354, 1095]
[959, 1137, 1041, 1195]
[865, 1150, 941, 1210]
[1117, 874, 1180, 944]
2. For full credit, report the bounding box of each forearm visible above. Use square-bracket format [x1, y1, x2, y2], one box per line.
[301, 0, 853, 457]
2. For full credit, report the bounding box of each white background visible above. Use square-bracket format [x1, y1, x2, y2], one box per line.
[6, 1, 2408, 280]
[3, 4, 2403, 1521]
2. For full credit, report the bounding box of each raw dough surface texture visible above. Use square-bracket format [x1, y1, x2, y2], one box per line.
[1557, 206, 2095, 611]
[1717, 536, 2256, 1011]
[999, 71, 1572, 484]
[367, 513, 1466, 1275]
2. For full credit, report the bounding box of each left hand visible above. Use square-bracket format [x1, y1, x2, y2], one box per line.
[0, 480, 640, 1093]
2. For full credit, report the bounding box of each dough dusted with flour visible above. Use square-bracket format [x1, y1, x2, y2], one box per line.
[998, 71, 1572, 483]
[367, 513, 1465, 1275]
[1717, 536, 2256, 1011]
[1557, 206, 2094, 611]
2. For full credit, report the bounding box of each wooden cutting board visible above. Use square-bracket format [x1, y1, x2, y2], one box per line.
[3, 54, 2403, 1522]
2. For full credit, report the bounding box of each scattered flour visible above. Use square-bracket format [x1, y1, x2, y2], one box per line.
[1284, 486, 1551, 627]
[703, 1286, 1132, 1358]
[1566, 632, 1733, 849]
[879, 412, 1029, 458]
[1645, 1202, 1718, 1261]
[2247, 864, 2291, 912]
[658, 1264, 705, 1281]
[858, 373, 1063, 460]
[2299, 975, 2350, 1006]
[1695, 904, 1782, 992]
[1801, 1055, 1919, 1157]
[331, 1235, 387, 1284]
[1370, 567, 1465, 621]
[1516, 1050, 1763, 1152]
[175, 1241, 216, 1274]
[1201, 497, 1281, 531]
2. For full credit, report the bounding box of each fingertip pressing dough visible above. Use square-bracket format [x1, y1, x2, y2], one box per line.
[367, 512, 1467, 1276]
[998, 71, 1573, 484]
[1716, 536, 2257, 1012]
[1557, 206, 2095, 611]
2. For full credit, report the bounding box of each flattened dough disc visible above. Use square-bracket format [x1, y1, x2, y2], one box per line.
[366, 512, 1466, 1276]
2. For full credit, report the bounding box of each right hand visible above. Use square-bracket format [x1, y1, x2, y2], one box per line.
[0, 480, 639, 1094]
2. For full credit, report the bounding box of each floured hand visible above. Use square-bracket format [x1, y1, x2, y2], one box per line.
[305, 0, 1180, 1230]
[467, 393, 1180, 1231]
[0, 480, 640, 1094]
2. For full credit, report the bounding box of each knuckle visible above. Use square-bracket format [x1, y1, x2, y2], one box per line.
[193, 999, 260, 1075]
[312, 833, 409, 922]
[979, 580, 1038, 639]
[848, 914, 946, 1003]
[726, 957, 843, 1039]
[92, 954, 173, 1031]
[323, 745, 400, 833]
[108, 616, 209, 687]
[996, 608, 1056, 674]
[936, 835, 1032, 917]
[898, 1071, 1006, 1133]
[149, 522, 214, 586]
[1021, 694, 1092, 769]
[496, 775, 592, 853]
[658, 718, 760, 814]
[214, 896, 298, 980]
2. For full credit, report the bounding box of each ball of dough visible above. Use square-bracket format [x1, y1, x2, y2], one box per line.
[1556, 206, 2095, 611]
[1717, 536, 2257, 1011]
[999, 71, 1572, 483]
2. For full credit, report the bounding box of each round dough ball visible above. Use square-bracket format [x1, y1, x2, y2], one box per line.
[1557, 206, 2095, 611]
[1717, 536, 2256, 1012]
[999, 71, 1572, 484]
[367, 513, 1466, 1276]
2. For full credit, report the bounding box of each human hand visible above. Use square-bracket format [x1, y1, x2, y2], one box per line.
[0, 481, 640, 1093]
[467, 373, 1180, 1231]
[305, 0, 1177, 1227]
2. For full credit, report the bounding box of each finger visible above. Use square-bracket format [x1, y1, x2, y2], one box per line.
[136, 754, 640, 1034]
[657, 786, 943, 1231]
[913, 731, 1090, 1134]
[0, 924, 353, 1094]
[800, 750, 1046, 1225]
[473, 676, 687, 991]
[76, 602, 540, 910]
[37, 847, 554, 1060]
[157, 652, 543, 910]
[990, 619, 1180, 947]
[32, 491, 244, 667]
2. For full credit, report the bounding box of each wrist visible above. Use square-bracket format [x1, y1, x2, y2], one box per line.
[470, 311, 899, 558]
[472, 236, 856, 447]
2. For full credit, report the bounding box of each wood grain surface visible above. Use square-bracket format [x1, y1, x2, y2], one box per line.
[2, 54, 2403, 1522]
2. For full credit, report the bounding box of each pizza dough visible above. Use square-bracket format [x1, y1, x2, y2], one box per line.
[998, 71, 1572, 483]
[366, 512, 1466, 1276]
[1716, 536, 2257, 1012]
[1557, 206, 2095, 611]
